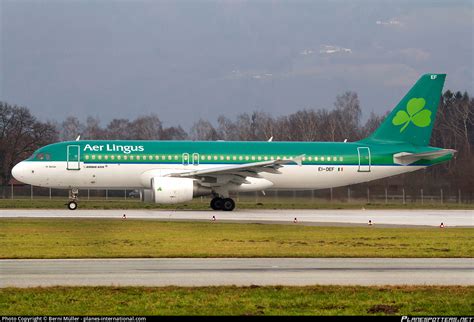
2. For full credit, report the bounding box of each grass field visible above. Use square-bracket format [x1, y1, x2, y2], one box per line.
[0, 286, 472, 315]
[1, 198, 473, 209]
[1, 219, 472, 258]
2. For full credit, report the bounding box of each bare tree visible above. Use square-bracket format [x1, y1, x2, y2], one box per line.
[161, 126, 188, 140]
[106, 119, 132, 140]
[361, 112, 386, 138]
[130, 115, 163, 140]
[60, 116, 84, 141]
[190, 119, 220, 140]
[286, 110, 322, 141]
[84, 116, 105, 139]
[217, 116, 240, 141]
[333, 91, 362, 140]
[0, 102, 57, 188]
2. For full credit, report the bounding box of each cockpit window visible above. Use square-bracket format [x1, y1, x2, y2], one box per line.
[35, 153, 51, 161]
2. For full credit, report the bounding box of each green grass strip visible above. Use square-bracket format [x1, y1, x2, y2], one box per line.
[0, 286, 472, 316]
[1, 219, 472, 258]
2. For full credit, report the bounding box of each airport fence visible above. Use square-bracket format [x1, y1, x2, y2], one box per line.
[0, 184, 472, 205]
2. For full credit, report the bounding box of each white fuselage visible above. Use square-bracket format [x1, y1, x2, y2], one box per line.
[12, 161, 424, 191]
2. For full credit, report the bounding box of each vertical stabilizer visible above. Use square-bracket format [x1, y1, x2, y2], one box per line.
[363, 74, 446, 146]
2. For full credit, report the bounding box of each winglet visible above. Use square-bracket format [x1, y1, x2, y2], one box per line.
[293, 154, 305, 167]
[277, 154, 305, 167]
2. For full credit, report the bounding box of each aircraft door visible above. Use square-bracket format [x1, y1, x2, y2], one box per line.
[192, 153, 199, 166]
[67, 145, 81, 170]
[357, 147, 371, 172]
[182, 153, 190, 166]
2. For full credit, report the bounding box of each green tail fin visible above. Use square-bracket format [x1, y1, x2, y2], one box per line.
[363, 74, 446, 146]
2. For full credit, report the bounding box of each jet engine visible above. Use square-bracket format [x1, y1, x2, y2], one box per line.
[151, 177, 211, 204]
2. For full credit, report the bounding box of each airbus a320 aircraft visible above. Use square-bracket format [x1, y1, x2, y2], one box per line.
[12, 74, 455, 211]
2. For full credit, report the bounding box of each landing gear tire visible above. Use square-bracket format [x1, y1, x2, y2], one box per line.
[210, 197, 224, 210]
[68, 201, 78, 210]
[222, 198, 235, 211]
[68, 189, 79, 210]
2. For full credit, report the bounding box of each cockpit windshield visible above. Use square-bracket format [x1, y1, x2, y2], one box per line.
[29, 150, 51, 161]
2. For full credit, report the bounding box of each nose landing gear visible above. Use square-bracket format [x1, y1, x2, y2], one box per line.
[67, 188, 79, 210]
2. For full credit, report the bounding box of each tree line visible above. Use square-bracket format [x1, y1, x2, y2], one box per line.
[1, 90, 473, 195]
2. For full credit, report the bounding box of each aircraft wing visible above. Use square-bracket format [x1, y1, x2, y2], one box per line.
[166, 155, 304, 181]
[393, 149, 456, 165]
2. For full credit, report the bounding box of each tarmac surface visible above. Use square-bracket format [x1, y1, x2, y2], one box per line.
[1, 258, 472, 287]
[0, 209, 472, 227]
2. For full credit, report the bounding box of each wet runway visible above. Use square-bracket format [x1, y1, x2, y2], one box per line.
[0, 209, 472, 227]
[1, 258, 472, 287]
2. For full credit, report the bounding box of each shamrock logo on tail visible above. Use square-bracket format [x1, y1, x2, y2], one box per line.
[392, 98, 431, 132]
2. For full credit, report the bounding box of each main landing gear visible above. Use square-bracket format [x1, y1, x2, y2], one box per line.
[67, 188, 79, 210]
[210, 197, 235, 211]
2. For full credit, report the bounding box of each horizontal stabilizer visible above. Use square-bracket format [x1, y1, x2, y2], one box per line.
[393, 149, 456, 165]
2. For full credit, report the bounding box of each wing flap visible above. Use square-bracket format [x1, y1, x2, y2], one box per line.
[167, 155, 304, 178]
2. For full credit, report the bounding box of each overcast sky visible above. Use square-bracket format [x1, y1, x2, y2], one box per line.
[1, 0, 473, 129]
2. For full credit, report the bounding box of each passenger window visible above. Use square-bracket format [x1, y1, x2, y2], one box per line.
[36, 153, 45, 160]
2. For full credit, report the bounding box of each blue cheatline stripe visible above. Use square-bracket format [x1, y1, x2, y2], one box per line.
[25, 161, 427, 167]
[81, 162, 419, 167]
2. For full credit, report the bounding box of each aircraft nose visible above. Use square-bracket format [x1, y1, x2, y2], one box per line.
[12, 162, 27, 182]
